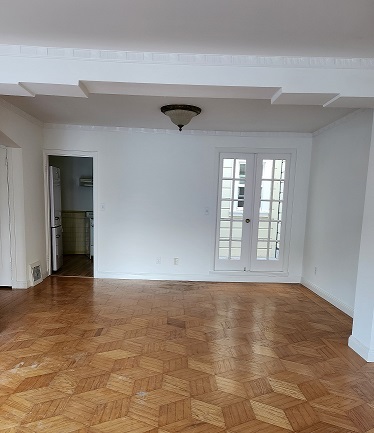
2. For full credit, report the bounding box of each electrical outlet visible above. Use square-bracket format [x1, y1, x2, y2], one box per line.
[174, 257, 179, 266]
[156, 257, 161, 264]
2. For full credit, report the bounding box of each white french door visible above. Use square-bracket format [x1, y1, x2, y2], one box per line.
[214, 154, 255, 271]
[214, 152, 291, 272]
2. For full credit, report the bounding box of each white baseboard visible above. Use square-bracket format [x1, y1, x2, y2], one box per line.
[11, 271, 47, 289]
[348, 335, 374, 362]
[96, 271, 302, 283]
[11, 279, 28, 289]
[301, 277, 354, 317]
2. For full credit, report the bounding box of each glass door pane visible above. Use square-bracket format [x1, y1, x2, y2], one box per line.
[215, 155, 254, 270]
[250, 155, 290, 271]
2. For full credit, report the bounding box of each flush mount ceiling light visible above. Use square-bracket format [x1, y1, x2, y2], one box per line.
[161, 104, 201, 131]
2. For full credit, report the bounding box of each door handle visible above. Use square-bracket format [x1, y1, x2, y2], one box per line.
[245, 218, 251, 223]
[56, 235, 61, 238]
[55, 217, 60, 220]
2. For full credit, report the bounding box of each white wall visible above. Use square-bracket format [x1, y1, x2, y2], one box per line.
[0, 101, 45, 287]
[302, 110, 373, 316]
[44, 126, 311, 282]
[349, 113, 374, 361]
[49, 156, 93, 211]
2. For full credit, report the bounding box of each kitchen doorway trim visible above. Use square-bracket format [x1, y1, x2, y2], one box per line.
[43, 149, 98, 277]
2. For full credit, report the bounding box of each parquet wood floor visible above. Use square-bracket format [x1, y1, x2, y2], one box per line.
[53, 255, 93, 277]
[0, 277, 372, 432]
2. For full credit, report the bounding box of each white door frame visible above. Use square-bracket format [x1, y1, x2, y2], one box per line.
[1, 146, 28, 288]
[43, 149, 98, 277]
[213, 147, 296, 275]
[0, 146, 12, 286]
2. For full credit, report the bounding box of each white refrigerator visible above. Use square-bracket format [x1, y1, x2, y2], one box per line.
[49, 166, 63, 271]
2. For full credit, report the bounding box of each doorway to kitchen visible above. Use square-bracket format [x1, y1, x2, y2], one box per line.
[48, 155, 94, 277]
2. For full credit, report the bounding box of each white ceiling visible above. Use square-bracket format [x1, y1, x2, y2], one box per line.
[1, 0, 374, 57]
[2, 94, 354, 133]
[0, 0, 372, 131]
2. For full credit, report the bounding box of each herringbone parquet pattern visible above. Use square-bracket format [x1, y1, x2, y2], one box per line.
[0, 278, 372, 432]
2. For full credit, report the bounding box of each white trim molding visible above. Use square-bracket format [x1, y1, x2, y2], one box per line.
[96, 270, 301, 283]
[43, 149, 99, 278]
[2, 44, 374, 70]
[6, 147, 29, 290]
[348, 335, 374, 362]
[43, 123, 312, 138]
[301, 277, 354, 317]
[11, 280, 28, 289]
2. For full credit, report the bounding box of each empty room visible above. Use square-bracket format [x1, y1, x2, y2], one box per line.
[0, 1, 373, 432]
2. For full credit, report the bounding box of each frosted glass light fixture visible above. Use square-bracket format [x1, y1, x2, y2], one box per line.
[161, 104, 201, 131]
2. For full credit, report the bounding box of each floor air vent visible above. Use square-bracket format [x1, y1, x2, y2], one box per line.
[29, 261, 43, 286]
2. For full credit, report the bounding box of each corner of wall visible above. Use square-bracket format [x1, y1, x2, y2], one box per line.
[301, 277, 354, 317]
[0, 104, 47, 290]
[302, 109, 372, 316]
[348, 335, 374, 362]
